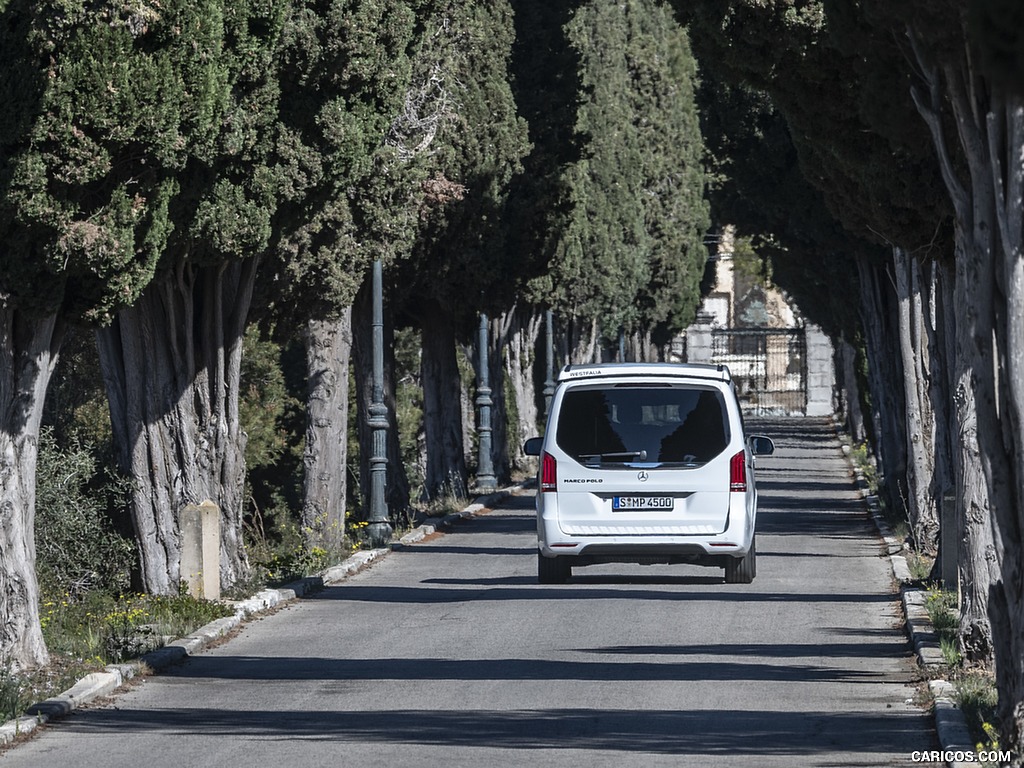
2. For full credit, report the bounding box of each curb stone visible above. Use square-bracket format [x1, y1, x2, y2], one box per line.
[2, 482, 526, 748]
[832, 418, 976, 767]
[931, 680, 982, 768]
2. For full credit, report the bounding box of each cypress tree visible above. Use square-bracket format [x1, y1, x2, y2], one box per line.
[263, 0, 419, 550]
[94, 0, 289, 594]
[539, 0, 710, 358]
[391, 0, 530, 499]
[626, 3, 710, 345]
[0, 0, 227, 665]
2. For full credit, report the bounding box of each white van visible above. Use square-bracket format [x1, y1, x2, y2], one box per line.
[524, 363, 775, 584]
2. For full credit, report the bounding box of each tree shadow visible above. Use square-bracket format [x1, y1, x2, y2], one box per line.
[56, 705, 934, 758]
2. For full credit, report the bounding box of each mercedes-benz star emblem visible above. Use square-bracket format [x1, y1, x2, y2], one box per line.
[637, 470, 649, 482]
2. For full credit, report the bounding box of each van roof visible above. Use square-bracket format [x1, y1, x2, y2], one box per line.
[557, 362, 732, 383]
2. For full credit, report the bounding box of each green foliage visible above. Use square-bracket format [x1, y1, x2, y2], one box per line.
[679, 1, 950, 254]
[395, 0, 531, 326]
[925, 587, 961, 660]
[34, 428, 135, 598]
[505, 0, 584, 309]
[143, 592, 234, 638]
[40, 590, 232, 665]
[245, 504, 339, 586]
[0, 659, 92, 723]
[625, 4, 710, 340]
[43, 326, 114, 449]
[240, 324, 304, 479]
[0, 0, 239, 323]
[393, 327, 426, 494]
[731, 236, 768, 284]
[239, 323, 306, 562]
[693, 67, 877, 339]
[672, 0, 957, 357]
[265, 0, 421, 323]
[537, 0, 709, 344]
[955, 672, 1001, 760]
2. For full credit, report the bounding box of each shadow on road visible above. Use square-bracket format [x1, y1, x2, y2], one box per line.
[56, 705, 927, 758]
[157, 651, 892, 684]
[307, 583, 895, 605]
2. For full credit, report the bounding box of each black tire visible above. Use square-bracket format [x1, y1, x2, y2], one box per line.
[538, 553, 571, 584]
[725, 535, 756, 584]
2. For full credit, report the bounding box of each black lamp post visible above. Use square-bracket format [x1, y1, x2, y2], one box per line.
[474, 313, 497, 491]
[366, 259, 392, 547]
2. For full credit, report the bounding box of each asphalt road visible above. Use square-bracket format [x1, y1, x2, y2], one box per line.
[6, 418, 939, 767]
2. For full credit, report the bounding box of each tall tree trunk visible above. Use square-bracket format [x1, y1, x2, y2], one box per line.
[892, 247, 939, 551]
[0, 307, 61, 670]
[952, 247, 997, 663]
[352, 274, 410, 522]
[927, 259, 956, 505]
[911, 42, 1024, 752]
[487, 310, 514, 484]
[419, 300, 466, 499]
[836, 338, 866, 444]
[983, 95, 1024, 756]
[497, 305, 543, 475]
[856, 257, 909, 522]
[568, 316, 600, 364]
[301, 311, 350, 552]
[96, 258, 255, 595]
[926, 258, 961, 586]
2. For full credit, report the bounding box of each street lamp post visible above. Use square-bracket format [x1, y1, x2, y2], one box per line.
[366, 259, 392, 547]
[474, 313, 497, 491]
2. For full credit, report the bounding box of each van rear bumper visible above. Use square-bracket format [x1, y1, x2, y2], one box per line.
[537, 498, 753, 560]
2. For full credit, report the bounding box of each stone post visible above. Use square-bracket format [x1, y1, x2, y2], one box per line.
[941, 493, 960, 599]
[179, 500, 220, 599]
[805, 323, 836, 416]
[685, 311, 715, 364]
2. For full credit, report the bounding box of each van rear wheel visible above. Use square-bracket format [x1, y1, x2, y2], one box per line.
[725, 536, 756, 584]
[538, 553, 571, 584]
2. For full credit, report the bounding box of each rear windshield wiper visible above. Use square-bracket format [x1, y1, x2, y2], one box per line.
[579, 450, 648, 465]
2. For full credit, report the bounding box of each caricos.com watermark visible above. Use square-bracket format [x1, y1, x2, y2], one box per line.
[911, 750, 1013, 764]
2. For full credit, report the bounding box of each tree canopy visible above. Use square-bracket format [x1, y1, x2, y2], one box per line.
[535, 0, 709, 352]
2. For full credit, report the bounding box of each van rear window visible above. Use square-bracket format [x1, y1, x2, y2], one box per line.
[555, 385, 730, 466]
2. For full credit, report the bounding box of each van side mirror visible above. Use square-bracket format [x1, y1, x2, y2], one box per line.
[523, 437, 543, 456]
[748, 435, 775, 456]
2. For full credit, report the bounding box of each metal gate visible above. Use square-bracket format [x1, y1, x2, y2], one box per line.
[711, 328, 807, 415]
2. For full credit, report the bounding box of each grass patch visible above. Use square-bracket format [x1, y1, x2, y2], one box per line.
[418, 472, 470, 519]
[906, 551, 934, 582]
[924, 587, 960, 651]
[922, 587, 1003, 760]
[2, 587, 239, 720]
[0, 654, 98, 722]
[955, 671, 1000, 761]
[42, 590, 234, 664]
[849, 441, 878, 490]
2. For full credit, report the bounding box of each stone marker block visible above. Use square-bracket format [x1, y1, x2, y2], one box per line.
[179, 500, 221, 600]
[805, 323, 836, 416]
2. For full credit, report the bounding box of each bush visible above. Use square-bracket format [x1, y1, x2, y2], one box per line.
[35, 428, 136, 598]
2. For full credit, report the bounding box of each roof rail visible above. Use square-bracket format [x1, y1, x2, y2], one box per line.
[557, 362, 731, 383]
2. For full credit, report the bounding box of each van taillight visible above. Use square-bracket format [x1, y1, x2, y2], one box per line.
[730, 450, 747, 492]
[541, 452, 557, 492]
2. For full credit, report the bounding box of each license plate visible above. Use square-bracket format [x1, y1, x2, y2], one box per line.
[612, 496, 674, 511]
